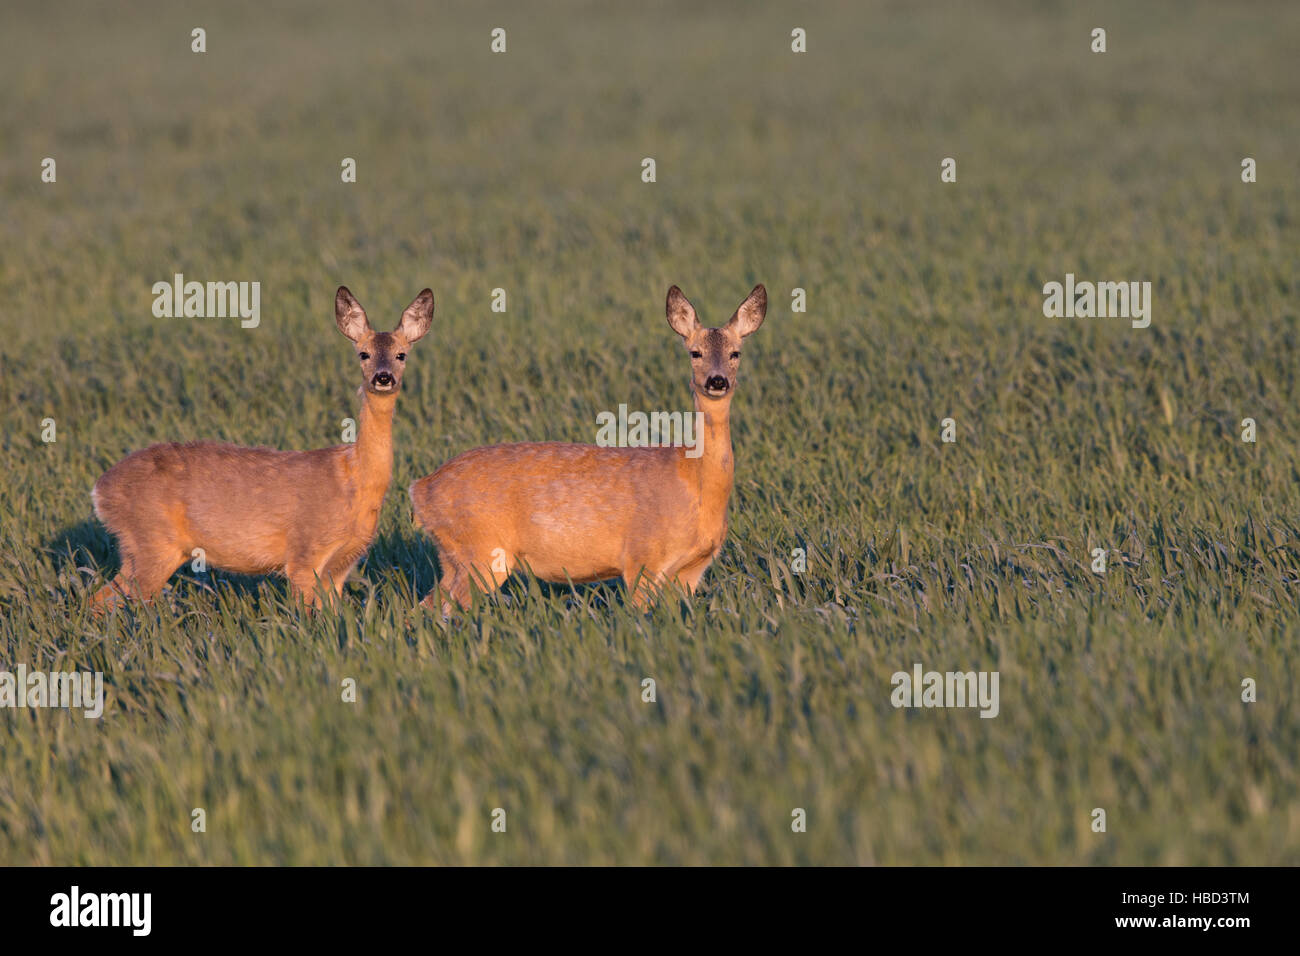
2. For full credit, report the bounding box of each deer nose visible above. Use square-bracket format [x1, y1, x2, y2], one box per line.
[372, 371, 394, 388]
[704, 375, 729, 393]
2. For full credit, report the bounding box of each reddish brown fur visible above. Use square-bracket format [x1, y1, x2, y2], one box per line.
[410, 283, 766, 614]
[90, 287, 433, 612]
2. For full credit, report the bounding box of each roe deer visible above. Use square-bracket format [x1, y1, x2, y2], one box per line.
[409, 283, 766, 615]
[90, 287, 434, 612]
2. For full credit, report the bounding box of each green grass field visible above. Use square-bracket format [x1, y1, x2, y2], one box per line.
[2, 0, 1298, 864]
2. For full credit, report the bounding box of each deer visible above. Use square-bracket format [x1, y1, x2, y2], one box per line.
[409, 283, 766, 615]
[89, 287, 434, 613]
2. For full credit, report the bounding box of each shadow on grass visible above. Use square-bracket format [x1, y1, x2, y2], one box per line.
[45, 518, 115, 571]
[44, 520, 627, 612]
[366, 529, 630, 611]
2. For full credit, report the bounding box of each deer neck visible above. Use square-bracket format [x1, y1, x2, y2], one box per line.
[351, 387, 396, 504]
[689, 387, 735, 517]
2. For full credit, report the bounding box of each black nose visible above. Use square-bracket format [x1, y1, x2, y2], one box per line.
[705, 375, 729, 392]
[373, 371, 394, 387]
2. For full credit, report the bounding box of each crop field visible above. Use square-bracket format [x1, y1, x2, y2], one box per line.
[1, 0, 1298, 865]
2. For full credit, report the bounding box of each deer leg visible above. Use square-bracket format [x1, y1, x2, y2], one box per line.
[285, 558, 327, 611]
[421, 538, 462, 613]
[421, 558, 468, 617]
[421, 540, 510, 615]
[91, 559, 139, 614]
[320, 552, 362, 608]
[91, 545, 138, 613]
[328, 569, 352, 606]
[419, 541, 469, 616]
[91, 534, 185, 613]
[623, 564, 670, 610]
[288, 538, 359, 611]
[463, 547, 514, 606]
[672, 553, 717, 598]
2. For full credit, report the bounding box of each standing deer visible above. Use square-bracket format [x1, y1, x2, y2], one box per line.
[409, 283, 766, 614]
[90, 287, 434, 612]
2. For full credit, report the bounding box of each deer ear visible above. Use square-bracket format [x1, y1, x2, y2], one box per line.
[335, 287, 371, 342]
[665, 285, 699, 339]
[727, 284, 767, 338]
[397, 288, 434, 343]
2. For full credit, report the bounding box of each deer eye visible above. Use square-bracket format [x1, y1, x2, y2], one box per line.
[359, 352, 370, 360]
[396, 353, 406, 361]
[730, 351, 740, 360]
[690, 350, 703, 359]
